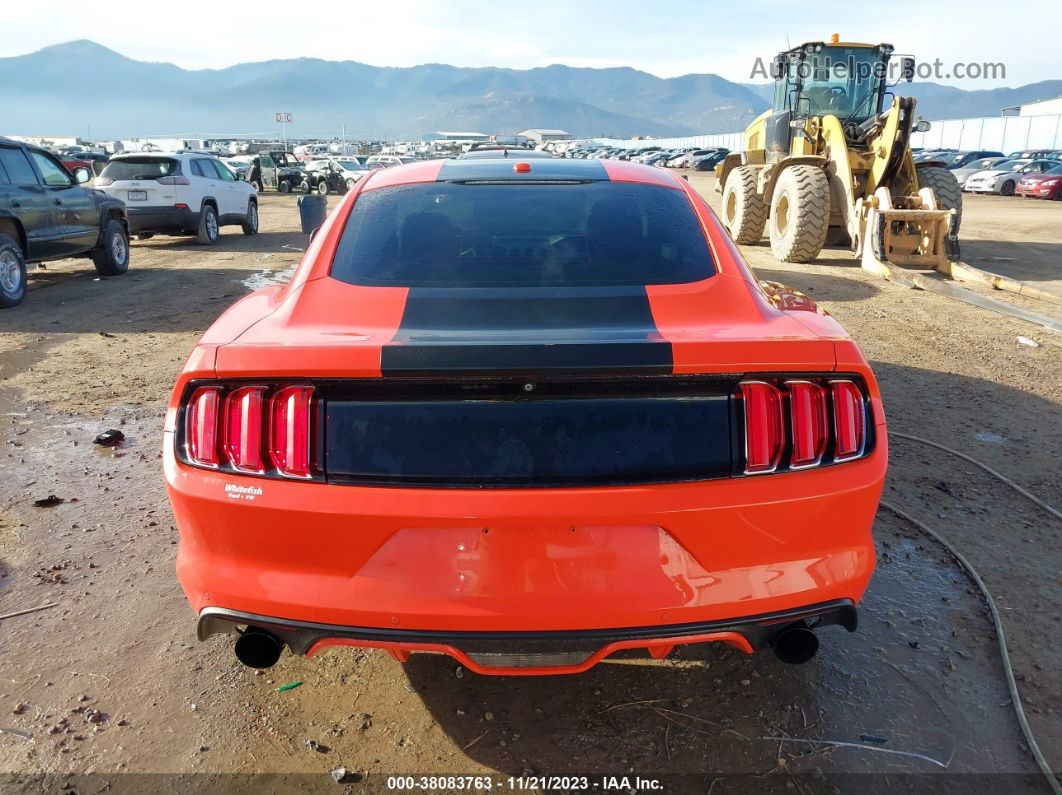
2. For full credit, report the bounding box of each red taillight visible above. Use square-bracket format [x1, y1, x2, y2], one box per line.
[182, 383, 316, 479]
[222, 386, 266, 472]
[787, 380, 828, 468]
[831, 380, 866, 461]
[269, 386, 315, 478]
[158, 176, 191, 185]
[739, 377, 870, 474]
[740, 381, 784, 474]
[185, 386, 221, 467]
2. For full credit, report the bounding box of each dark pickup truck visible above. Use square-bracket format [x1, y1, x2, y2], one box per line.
[0, 137, 129, 307]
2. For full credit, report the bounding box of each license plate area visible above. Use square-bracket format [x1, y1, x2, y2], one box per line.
[127, 190, 147, 201]
[324, 387, 733, 486]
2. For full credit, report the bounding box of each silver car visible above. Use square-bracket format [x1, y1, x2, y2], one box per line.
[951, 157, 1009, 188]
[964, 159, 1054, 196]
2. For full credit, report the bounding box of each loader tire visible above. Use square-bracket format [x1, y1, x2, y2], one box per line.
[722, 166, 767, 244]
[918, 166, 963, 231]
[769, 165, 830, 263]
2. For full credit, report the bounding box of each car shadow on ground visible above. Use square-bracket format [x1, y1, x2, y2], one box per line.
[131, 230, 305, 252]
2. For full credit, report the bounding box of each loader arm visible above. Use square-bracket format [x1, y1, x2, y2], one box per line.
[867, 97, 919, 197]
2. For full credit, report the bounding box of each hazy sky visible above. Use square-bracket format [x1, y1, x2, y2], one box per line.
[4, 0, 1059, 87]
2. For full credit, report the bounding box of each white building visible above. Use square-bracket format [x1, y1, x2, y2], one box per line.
[1018, 96, 1062, 117]
[1002, 96, 1062, 117]
[517, 129, 573, 144]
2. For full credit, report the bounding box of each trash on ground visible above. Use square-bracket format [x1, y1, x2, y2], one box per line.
[276, 681, 302, 693]
[33, 496, 64, 508]
[93, 429, 125, 447]
[331, 767, 360, 784]
[1016, 336, 1040, 348]
[0, 727, 33, 741]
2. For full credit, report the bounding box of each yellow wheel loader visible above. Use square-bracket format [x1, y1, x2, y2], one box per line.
[716, 37, 962, 273]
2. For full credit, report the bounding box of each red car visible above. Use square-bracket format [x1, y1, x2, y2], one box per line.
[59, 155, 91, 174]
[1016, 164, 1062, 199]
[164, 158, 886, 676]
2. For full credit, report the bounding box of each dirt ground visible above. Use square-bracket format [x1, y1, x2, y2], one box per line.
[0, 181, 1060, 794]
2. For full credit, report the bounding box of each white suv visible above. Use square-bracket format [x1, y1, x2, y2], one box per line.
[95, 152, 258, 244]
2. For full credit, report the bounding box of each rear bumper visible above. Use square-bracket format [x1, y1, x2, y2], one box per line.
[198, 599, 858, 675]
[166, 435, 884, 640]
[126, 205, 199, 234]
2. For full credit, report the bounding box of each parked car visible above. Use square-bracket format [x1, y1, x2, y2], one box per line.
[951, 156, 1010, 188]
[222, 158, 251, 179]
[366, 155, 416, 168]
[301, 158, 369, 194]
[72, 151, 110, 164]
[165, 157, 885, 675]
[939, 150, 1004, 169]
[963, 159, 1056, 195]
[95, 152, 258, 244]
[1016, 164, 1062, 200]
[247, 152, 305, 193]
[59, 154, 92, 175]
[913, 148, 957, 162]
[0, 137, 129, 307]
[634, 149, 669, 164]
[644, 151, 677, 166]
[1006, 149, 1059, 160]
[691, 150, 730, 171]
[668, 149, 717, 168]
[293, 143, 331, 162]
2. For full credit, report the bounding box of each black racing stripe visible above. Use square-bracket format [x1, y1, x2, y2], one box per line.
[436, 158, 608, 183]
[381, 286, 672, 375]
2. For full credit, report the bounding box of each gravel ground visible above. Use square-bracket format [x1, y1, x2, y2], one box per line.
[0, 184, 1059, 794]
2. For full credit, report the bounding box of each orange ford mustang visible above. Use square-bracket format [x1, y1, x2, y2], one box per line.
[164, 158, 886, 676]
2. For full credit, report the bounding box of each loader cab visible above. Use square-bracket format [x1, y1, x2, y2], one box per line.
[766, 42, 894, 156]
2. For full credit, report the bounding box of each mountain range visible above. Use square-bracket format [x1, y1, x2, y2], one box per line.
[2, 41, 1059, 141]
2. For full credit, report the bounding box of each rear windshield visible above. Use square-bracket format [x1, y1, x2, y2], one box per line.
[100, 157, 180, 180]
[330, 181, 715, 287]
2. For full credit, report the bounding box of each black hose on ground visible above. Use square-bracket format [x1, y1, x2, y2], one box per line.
[883, 430, 1062, 794]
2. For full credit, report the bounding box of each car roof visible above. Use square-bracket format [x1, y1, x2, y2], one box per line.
[110, 151, 205, 160]
[362, 157, 685, 190]
[0, 136, 50, 155]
